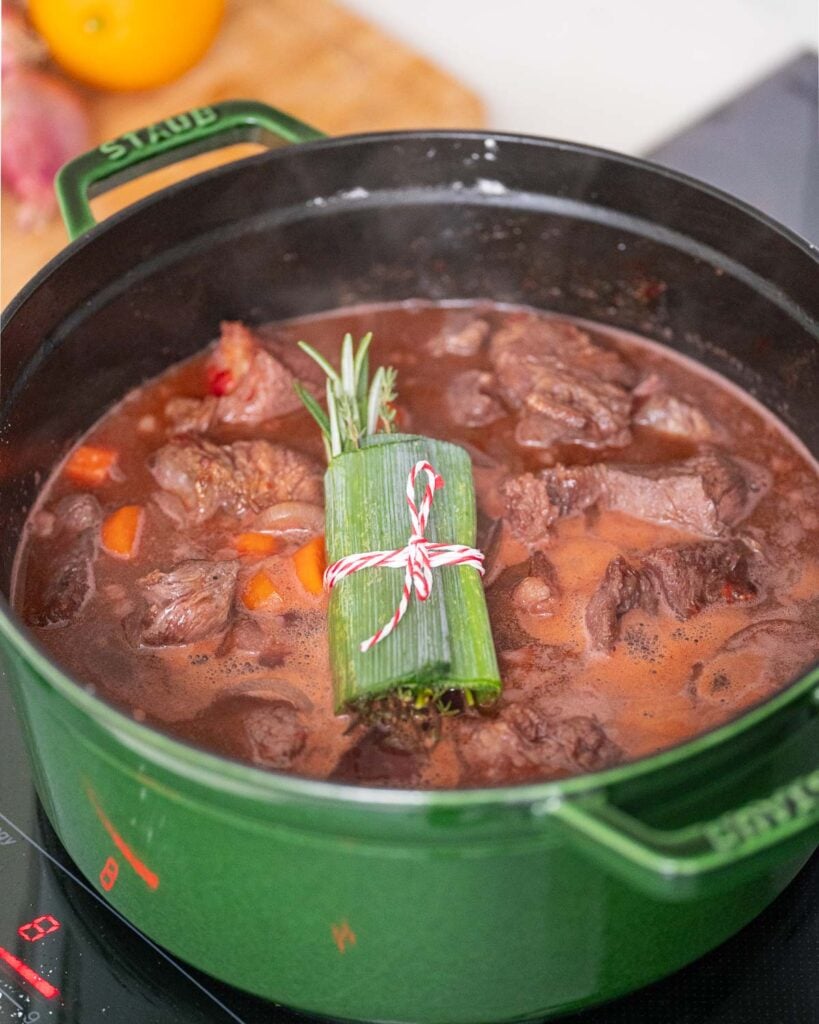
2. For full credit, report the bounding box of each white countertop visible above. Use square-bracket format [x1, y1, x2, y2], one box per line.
[343, 0, 817, 153]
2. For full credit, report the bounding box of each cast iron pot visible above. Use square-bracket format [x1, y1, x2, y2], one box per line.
[1, 101, 818, 1024]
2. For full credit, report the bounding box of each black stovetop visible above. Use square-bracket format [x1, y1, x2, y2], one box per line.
[2, 51, 818, 1024]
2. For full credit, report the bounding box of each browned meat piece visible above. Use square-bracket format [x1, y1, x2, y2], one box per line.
[456, 718, 540, 783]
[487, 550, 560, 650]
[514, 415, 569, 450]
[690, 450, 770, 529]
[549, 716, 623, 772]
[502, 450, 768, 543]
[164, 396, 217, 434]
[331, 726, 426, 787]
[456, 707, 621, 783]
[500, 467, 603, 543]
[213, 322, 302, 424]
[150, 437, 323, 525]
[427, 317, 490, 357]
[27, 492, 103, 628]
[642, 540, 756, 619]
[587, 540, 756, 649]
[634, 393, 712, 441]
[165, 321, 301, 433]
[500, 474, 554, 544]
[489, 315, 636, 451]
[169, 694, 305, 769]
[604, 451, 768, 537]
[244, 702, 307, 770]
[52, 493, 102, 533]
[137, 559, 238, 646]
[29, 530, 96, 628]
[585, 556, 659, 650]
[447, 370, 505, 427]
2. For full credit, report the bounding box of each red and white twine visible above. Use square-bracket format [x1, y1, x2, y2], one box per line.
[324, 460, 485, 652]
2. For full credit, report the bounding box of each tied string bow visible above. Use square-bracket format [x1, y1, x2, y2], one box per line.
[324, 460, 485, 652]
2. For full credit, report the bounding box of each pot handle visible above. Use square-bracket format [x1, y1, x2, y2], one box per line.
[549, 688, 819, 897]
[55, 99, 326, 241]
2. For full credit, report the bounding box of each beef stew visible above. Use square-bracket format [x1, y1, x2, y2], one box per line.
[12, 302, 819, 787]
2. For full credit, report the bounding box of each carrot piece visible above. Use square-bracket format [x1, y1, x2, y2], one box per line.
[101, 505, 144, 559]
[242, 570, 280, 610]
[234, 532, 281, 557]
[64, 445, 118, 486]
[293, 536, 326, 595]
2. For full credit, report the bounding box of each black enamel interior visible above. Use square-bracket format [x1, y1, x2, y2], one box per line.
[2, 132, 818, 602]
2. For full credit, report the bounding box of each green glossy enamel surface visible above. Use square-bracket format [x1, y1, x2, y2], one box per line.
[1, 601, 817, 1021]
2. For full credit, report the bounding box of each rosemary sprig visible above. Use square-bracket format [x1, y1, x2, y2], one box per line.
[296, 332, 396, 458]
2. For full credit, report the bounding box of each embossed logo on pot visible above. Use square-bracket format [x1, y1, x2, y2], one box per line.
[99, 107, 219, 161]
[703, 769, 819, 852]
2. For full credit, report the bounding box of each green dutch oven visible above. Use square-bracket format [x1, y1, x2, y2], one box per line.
[1, 100, 817, 1023]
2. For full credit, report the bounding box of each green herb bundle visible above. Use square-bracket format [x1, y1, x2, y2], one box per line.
[296, 333, 501, 713]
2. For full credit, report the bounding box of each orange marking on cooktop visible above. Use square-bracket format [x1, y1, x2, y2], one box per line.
[331, 920, 356, 954]
[0, 945, 60, 998]
[86, 786, 159, 891]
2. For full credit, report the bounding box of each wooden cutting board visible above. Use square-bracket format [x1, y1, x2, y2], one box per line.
[2, 0, 483, 305]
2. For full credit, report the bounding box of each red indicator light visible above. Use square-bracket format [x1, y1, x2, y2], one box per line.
[18, 916, 61, 943]
[86, 787, 159, 891]
[0, 946, 59, 999]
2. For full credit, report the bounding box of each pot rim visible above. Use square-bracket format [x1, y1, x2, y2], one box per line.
[2, 127, 818, 811]
[4, 127, 819, 325]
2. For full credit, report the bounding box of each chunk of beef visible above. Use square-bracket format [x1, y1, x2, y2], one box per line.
[487, 550, 560, 649]
[52, 493, 102, 534]
[447, 370, 505, 427]
[212, 321, 302, 424]
[634, 393, 712, 441]
[456, 707, 621, 784]
[456, 718, 539, 783]
[501, 450, 768, 543]
[150, 437, 322, 525]
[587, 540, 756, 649]
[165, 321, 301, 433]
[604, 450, 768, 536]
[642, 539, 755, 618]
[164, 396, 216, 435]
[137, 559, 238, 646]
[331, 726, 425, 787]
[29, 529, 96, 628]
[585, 556, 658, 650]
[514, 414, 570, 450]
[428, 316, 490, 357]
[244, 701, 307, 770]
[171, 694, 305, 770]
[489, 316, 636, 451]
[500, 467, 603, 543]
[550, 715, 624, 772]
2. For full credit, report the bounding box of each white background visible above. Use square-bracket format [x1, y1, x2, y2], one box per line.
[344, 0, 817, 153]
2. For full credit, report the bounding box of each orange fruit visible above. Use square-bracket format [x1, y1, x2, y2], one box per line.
[29, 0, 225, 92]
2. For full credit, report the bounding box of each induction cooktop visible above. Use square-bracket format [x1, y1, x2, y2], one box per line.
[2, 51, 818, 1024]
